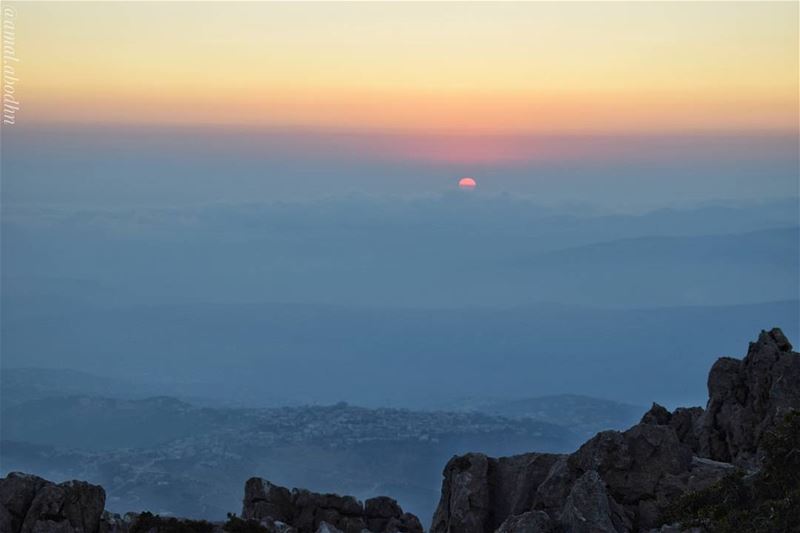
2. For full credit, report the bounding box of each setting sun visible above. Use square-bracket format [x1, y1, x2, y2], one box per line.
[458, 177, 477, 189]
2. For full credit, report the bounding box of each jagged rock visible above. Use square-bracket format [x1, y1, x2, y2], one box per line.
[292, 489, 366, 533]
[666, 408, 703, 452]
[431, 452, 561, 533]
[571, 424, 692, 503]
[242, 477, 421, 533]
[640, 404, 705, 455]
[97, 511, 131, 533]
[430, 453, 491, 533]
[696, 328, 800, 467]
[646, 526, 704, 533]
[532, 456, 573, 517]
[292, 490, 360, 533]
[641, 404, 672, 426]
[394, 513, 423, 533]
[0, 506, 14, 533]
[315, 522, 343, 533]
[535, 428, 656, 526]
[494, 511, 556, 533]
[553, 423, 715, 530]
[492, 453, 563, 521]
[0, 473, 106, 533]
[364, 496, 415, 532]
[21, 480, 106, 533]
[560, 470, 628, 533]
[443, 427, 716, 531]
[0, 473, 51, 533]
[364, 497, 401, 519]
[243, 478, 296, 524]
[433, 330, 797, 532]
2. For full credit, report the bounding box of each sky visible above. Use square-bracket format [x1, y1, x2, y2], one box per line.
[11, 2, 798, 132]
[1, 1, 799, 406]
[1, 1, 798, 203]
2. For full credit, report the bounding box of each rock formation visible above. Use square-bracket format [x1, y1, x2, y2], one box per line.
[637, 328, 800, 470]
[700, 328, 798, 466]
[430, 453, 561, 533]
[0, 472, 422, 533]
[431, 328, 799, 532]
[242, 477, 423, 533]
[0, 473, 106, 533]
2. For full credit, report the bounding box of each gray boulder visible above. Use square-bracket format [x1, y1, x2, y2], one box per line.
[364, 496, 418, 533]
[697, 328, 800, 467]
[494, 511, 556, 533]
[0, 473, 51, 533]
[558, 423, 716, 530]
[430, 453, 492, 533]
[560, 470, 628, 533]
[570, 424, 692, 501]
[431, 453, 562, 533]
[640, 404, 671, 426]
[315, 522, 344, 533]
[242, 477, 421, 533]
[243, 478, 296, 524]
[0, 473, 105, 533]
[432, 329, 797, 532]
[20, 480, 106, 533]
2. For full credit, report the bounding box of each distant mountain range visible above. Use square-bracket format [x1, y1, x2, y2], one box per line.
[0, 367, 657, 521]
[508, 226, 798, 307]
[3, 198, 798, 310]
[3, 299, 797, 408]
[475, 394, 643, 439]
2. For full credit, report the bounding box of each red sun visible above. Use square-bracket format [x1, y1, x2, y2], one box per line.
[458, 177, 477, 189]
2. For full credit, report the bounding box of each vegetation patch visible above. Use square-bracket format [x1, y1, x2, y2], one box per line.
[223, 513, 273, 533]
[663, 411, 800, 533]
[129, 511, 216, 533]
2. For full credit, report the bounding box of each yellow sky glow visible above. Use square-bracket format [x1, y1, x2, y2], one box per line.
[9, 1, 799, 134]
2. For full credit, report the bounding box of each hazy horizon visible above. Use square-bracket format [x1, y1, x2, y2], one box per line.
[1, 1, 798, 523]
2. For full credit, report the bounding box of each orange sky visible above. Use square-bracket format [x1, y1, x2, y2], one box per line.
[7, 2, 799, 136]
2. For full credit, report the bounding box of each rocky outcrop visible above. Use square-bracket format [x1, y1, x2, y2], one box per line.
[560, 471, 628, 533]
[640, 328, 800, 469]
[431, 425, 712, 531]
[526, 424, 727, 531]
[431, 328, 799, 533]
[0, 473, 50, 533]
[639, 328, 800, 470]
[698, 328, 799, 467]
[1, 473, 421, 533]
[242, 477, 423, 533]
[494, 511, 556, 533]
[0, 473, 106, 533]
[430, 452, 561, 533]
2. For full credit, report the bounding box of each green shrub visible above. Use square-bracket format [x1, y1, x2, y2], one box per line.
[129, 511, 216, 533]
[223, 513, 272, 533]
[663, 411, 800, 533]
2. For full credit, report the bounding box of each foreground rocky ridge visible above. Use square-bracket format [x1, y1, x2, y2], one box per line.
[241, 477, 423, 533]
[0, 473, 423, 533]
[0, 473, 105, 533]
[431, 328, 800, 532]
[2, 329, 797, 533]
